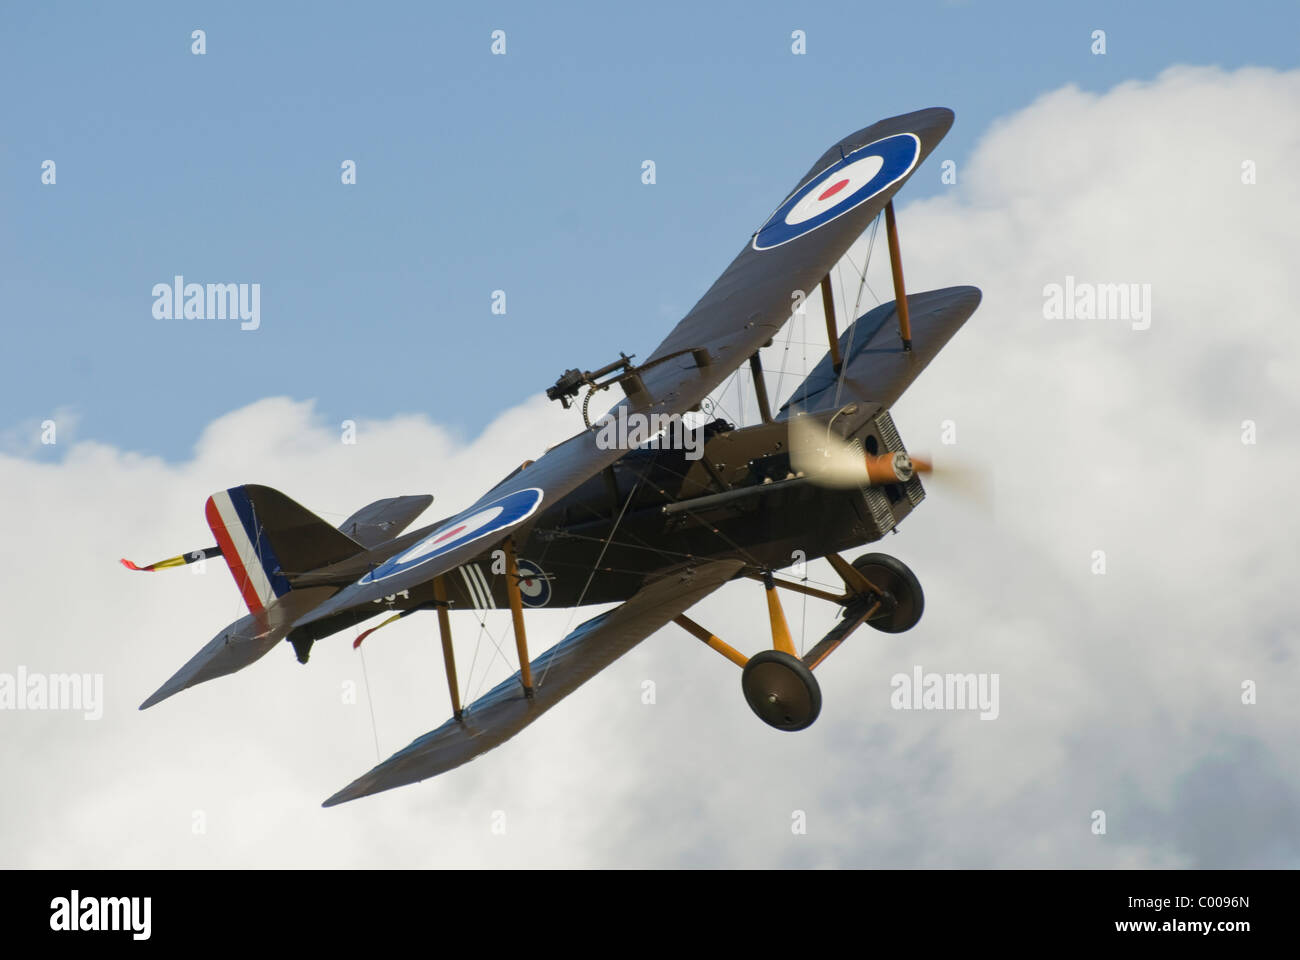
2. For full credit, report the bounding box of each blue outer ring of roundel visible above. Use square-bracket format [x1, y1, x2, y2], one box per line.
[361, 487, 544, 583]
[752, 133, 920, 251]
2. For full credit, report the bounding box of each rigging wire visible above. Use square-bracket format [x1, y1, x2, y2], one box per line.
[834, 214, 881, 409]
[536, 474, 644, 689]
[698, 367, 742, 427]
[357, 642, 382, 761]
[770, 301, 799, 414]
[848, 214, 882, 321]
[459, 615, 488, 708]
[463, 602, 526, 705]
[629, 459, 768, 571]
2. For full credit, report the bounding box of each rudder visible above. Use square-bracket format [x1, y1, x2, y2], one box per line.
[205, 484, 364, 614]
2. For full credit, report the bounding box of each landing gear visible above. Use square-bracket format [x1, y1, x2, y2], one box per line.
[741, 650, 822, 731]
[674, 551, 923, 733]
[852, 553, 924, 633]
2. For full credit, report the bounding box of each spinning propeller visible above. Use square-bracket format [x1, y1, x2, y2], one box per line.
[788, 414, 986, 505]
[788, 414, 930, 487]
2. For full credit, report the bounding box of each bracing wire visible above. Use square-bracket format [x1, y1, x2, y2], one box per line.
[357, 642, 382, 761]
[464, 607, 522, 703]
[834, 214, 881, 409]
[770, 299, 799, 413]
[536, 475, 644, 689]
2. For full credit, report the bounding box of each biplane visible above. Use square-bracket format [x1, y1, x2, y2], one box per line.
[125, 108, 981, 806]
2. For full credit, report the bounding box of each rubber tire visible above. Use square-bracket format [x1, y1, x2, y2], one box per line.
[852, 552, 924, 633]
[741, 650, 822, 731]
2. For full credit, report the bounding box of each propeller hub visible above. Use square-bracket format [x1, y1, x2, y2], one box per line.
[864, 451, 915, 484]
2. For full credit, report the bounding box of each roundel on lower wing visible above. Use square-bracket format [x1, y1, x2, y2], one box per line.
[515, 559, 552, 607]
[752, 133, 921, 251]
[361, 487, 545, 583]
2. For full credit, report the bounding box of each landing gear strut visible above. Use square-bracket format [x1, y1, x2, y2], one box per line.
[674, 551, 923, 733]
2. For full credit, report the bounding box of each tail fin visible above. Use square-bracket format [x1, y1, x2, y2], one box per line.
[204, 485, 364, 614]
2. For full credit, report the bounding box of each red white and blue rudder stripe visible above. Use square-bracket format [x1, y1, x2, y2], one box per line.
[204, 486, 292, 614]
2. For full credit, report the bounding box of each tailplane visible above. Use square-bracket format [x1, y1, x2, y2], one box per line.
[204, 485, 365, 615]
[132, 485, 434, 708]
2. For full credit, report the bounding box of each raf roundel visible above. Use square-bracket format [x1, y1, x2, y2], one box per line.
[752, 133, 921, 251]
[361, 487, 544, 583]
[515, 559, 552, 607]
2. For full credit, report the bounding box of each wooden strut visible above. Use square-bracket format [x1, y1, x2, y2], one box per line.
[820, 274, 842, 372]
[884, 200, 913, 352]
[432, 575, 463, 720]
[674, 614, 749, 668]
[826, 551, 885, 597]
[679, 568, 871, 671]
[748, 555, 886, 605]
[744, 571, 847, 605]
[502, 538, 534, 697]
[748, 353, 773, 424]
[802, 600, 880, 671]
[763, 571, 798, 656]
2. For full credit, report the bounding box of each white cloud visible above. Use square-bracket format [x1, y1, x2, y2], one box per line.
[2, 65, 1297, 867]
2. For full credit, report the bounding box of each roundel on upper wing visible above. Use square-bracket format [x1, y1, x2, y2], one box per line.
[360, 487, 544, 583]
[752, 133, 921, 251]
[515, 559, 552, 607]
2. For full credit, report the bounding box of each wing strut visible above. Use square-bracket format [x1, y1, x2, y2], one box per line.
[502, 538, 535, 698]
[748, 353, 774, 424]
[884, 200, 913, 351]
[432, 575, 463, 720]
[819, 274, 842, 372]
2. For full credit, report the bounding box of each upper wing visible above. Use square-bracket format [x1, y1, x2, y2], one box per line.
[295, 108, 954, 630]
[322, 559, 744, 806]
[646, 107, 954, 365]
[777, 285, 983, 416]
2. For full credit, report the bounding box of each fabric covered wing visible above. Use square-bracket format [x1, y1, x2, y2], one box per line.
[295, 109, 954, 630]
[646, 108, 954, 367]
[336, 494, 434, 548]
[777, 285, 982, 416]
[322, 559, 744, 806]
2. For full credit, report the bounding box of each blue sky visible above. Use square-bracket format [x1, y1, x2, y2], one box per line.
[4, 0, 1297, 460]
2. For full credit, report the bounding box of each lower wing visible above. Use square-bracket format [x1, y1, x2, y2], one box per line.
[322, 559, 743, 806]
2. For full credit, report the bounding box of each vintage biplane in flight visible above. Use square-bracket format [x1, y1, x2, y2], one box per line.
[125, 108, 980, 806]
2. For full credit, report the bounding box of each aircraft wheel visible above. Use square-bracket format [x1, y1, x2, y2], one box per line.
[853, 553, 924, 633]
[741, 650, 822, 731]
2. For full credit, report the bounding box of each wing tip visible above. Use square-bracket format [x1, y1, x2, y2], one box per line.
[139, 677, 187, 710]
[322, 781, 367, 807]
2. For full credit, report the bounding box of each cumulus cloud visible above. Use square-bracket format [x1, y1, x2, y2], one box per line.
[2, 65, 1297, 867]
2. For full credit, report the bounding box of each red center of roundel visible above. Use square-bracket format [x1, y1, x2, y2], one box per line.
[431, 523, 467, 546]
[817, 178, 851, 202]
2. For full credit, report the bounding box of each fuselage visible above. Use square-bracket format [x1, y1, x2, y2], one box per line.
[287, 404, 923, 653]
